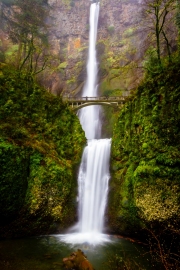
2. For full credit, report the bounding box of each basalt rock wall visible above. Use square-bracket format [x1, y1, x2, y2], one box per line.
[47, 0, 146, 96]
[1, 0, 177, 96]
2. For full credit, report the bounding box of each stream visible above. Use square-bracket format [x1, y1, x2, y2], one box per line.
[0, 235, 159, 270]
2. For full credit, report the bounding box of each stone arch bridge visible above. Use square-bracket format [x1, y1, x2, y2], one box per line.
[63, 96, 126, 111]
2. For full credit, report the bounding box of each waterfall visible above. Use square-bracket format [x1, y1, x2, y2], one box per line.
[61, 2, 111, 245]
[78, 139, 111, 235]
[78, 2, 101, 140]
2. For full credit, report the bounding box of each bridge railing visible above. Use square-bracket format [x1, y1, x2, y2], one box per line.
[63, 96, 126, 102]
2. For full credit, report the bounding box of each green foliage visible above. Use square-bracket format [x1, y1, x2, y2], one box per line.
[2, 0, 50, 77]
[143, 47, 162, 74]
[107, 25, 115, 35]
[123, 27, 136, 38]
[0, 139, 29, 222]
[0, 64, 85, 236]
[58, 62, 68, 70]
[143, 0, 177, 67]
[176, 12, 180, 29]
[109, 60, 180, 233]
[98, 36, 138, 94]
[62, 0, 76, 9]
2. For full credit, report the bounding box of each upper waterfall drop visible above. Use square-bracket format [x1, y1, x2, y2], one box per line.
[78, 2, 101, 140]
[82, 2, 99, 97]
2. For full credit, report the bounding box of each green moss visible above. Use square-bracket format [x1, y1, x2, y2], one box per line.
[67, 77, 76, 85]
[58, 62, 67, 69]
[0, 140, 29, 221]
[123, 27, 137, 38]
[109, 61, 180, 234]
[0, 65, 86, 237]
[107, 25, 115, 35]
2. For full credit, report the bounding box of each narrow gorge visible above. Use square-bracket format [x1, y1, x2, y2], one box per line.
[0, 0, 180, 269]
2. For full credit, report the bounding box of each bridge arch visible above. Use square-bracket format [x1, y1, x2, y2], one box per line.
[63, 96, 126, 111]
[72, 101, 118, 111]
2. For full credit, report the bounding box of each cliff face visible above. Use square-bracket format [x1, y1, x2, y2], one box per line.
[1, 0, 177, 96]
[46, 0, 90, 95]
[47, 0, 146, 96]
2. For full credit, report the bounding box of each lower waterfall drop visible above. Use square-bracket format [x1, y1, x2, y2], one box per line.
[78, 139, 111, 236]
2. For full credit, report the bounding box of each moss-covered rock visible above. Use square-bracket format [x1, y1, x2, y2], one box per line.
[109, 61, 180, 235]
[0, 65, 86, 238]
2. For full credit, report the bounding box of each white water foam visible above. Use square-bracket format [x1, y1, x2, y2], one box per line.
[59, 232, 111, 245]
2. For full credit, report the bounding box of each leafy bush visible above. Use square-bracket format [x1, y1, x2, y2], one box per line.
[107, 25, 115, 35]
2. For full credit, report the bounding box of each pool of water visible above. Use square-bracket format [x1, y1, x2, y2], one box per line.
[0, 234, 162, 270]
